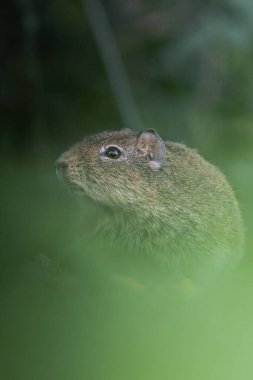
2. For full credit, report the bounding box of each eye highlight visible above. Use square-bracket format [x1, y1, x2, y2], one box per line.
[104, 146, 122, 159]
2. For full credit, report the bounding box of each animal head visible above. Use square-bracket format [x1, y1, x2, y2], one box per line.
[56, 129, 167, 207]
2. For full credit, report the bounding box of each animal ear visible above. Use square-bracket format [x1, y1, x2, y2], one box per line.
[137, 129, 166, 170]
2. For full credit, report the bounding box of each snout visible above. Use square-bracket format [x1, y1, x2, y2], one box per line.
[55, 158, 69, 171]
[55, 153, 84, 193]
[55, 157, 69, 182]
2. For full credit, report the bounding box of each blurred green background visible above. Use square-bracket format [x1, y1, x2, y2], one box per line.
[1, 0, 253, 379]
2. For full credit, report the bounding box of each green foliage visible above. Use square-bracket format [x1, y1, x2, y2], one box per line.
[0, 158, 253, 380]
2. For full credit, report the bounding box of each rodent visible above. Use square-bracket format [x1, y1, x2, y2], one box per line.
[56, 128, 244, 284]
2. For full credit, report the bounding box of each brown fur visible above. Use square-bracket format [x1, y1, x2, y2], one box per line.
[56, 129, 244, 282]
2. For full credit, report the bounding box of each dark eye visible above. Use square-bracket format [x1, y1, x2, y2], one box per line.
[105, 146, 122, 159]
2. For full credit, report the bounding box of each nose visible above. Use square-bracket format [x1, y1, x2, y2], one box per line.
[55, 159, 69, 171]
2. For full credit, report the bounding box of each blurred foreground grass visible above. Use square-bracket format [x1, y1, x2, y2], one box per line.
[0, 152, 253, 380]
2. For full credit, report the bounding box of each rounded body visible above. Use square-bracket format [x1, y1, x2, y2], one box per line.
[56, 129, 244, 283]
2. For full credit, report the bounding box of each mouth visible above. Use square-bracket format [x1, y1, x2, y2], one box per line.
[68, 182, 85, 193]
[56, 168, 84, 193]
